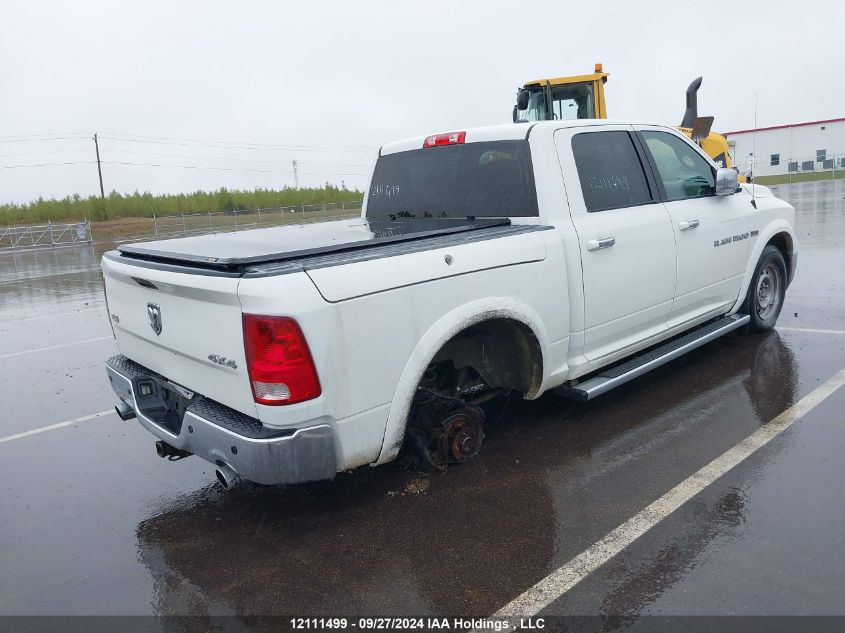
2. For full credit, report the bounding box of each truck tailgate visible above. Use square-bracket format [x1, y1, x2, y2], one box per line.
[102, 255, 256, 417]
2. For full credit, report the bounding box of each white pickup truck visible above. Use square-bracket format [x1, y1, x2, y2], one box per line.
[103, 120, 797, 490]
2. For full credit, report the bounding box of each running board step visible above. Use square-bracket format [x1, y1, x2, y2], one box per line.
[560, 314, 751, 402]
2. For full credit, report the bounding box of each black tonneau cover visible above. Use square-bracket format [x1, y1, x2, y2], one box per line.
[117, 217, 512, 273]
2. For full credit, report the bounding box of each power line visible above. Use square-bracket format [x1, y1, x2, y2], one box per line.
[0, 136, 92, 144]
[0, 131, 377, 153]
[1, 131, 376, 152]
[99, 147, 369, 169]
[0, 148, 91, 158]
[0, 160, 96, 169]
[99, 135, 374, 153]
[0, 132, 90, 140]
[102, 160, 367, 176]
[0, 158, 368, 176]
[101, 131, 375, 151]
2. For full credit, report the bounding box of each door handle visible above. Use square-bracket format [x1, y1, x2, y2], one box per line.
[679, 219, 700, 231]
[586, 236, 615, 251]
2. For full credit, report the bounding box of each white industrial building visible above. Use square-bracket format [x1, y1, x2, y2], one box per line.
[724, 117, 845, 178]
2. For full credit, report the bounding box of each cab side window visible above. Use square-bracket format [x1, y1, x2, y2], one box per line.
[641, 131, 715, 200]
[571, 131, 653, 212]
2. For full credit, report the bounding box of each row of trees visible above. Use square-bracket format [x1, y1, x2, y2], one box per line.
[1, 184, 363, 224]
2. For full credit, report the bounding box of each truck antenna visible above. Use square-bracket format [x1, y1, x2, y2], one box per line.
[751, 92, 758, 208]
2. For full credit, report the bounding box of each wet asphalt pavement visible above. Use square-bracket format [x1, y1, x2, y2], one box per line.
[1, 179, 844, 624]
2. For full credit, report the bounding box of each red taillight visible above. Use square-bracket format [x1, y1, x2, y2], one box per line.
[242, 314, 321, 406]
[423, 131, 466, 148]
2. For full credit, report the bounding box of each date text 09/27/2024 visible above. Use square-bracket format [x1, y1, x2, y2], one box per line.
[289, 617, 546, 631]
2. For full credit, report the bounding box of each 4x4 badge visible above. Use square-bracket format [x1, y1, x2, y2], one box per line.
[208, 354, 237, 369]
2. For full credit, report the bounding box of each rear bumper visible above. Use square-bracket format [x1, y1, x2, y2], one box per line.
[105, 355, 337, 485]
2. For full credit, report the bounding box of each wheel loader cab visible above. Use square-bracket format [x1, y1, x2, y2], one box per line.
[514, 66, 609, 123]
[512, 66, 739, 175]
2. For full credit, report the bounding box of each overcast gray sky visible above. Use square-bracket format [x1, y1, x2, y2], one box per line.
[1, 0, 843, 204]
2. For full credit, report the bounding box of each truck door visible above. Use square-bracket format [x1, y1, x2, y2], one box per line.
[554, 126, 676, 361]
[634, 126, 751, 328]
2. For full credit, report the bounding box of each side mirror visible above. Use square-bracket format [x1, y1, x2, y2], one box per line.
[715, 167, 739, 196]
[516, 89, 530, 111]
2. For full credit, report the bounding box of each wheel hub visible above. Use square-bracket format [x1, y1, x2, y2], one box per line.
[755, 263, 781, 321]
[436, 406, 485, 464]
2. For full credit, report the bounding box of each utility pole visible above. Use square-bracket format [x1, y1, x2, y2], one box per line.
[292, 159, 299, 189]
[93, 133, 107, 219]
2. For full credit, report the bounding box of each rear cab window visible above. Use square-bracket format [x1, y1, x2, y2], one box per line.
[571, 131, 654, 212]
[366, 140, 539, 220]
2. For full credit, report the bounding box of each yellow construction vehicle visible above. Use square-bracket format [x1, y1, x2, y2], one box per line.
[513, 64, 736, 170]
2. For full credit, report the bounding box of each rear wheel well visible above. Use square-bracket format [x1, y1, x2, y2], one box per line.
[428, 318, 543, 398]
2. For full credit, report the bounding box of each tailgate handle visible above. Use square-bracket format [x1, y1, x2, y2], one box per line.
[586, 236, 615, 251]
[132, 277, 159, 289]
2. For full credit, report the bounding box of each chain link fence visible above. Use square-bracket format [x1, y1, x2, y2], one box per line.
[0, 220, 92, 252]
[1, 200, 362, 250]
[121, 199, 362, 244]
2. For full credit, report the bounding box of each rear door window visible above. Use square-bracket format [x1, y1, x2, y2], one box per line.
[571, 131, 654, 212]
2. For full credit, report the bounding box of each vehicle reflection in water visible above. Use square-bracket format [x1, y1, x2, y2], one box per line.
[137, 463, 556, 617]
[594, 489, 748, 626]
[134, 330, 798, 621]
[552, 331, 799, 622]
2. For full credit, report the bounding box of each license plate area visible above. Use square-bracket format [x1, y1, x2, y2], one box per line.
[132, 375, 192, 435]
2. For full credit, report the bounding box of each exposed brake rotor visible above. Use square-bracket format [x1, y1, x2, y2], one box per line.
[403, 397, 487, 471]
[435, 405, 485, 466]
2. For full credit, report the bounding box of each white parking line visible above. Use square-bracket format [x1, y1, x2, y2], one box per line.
[0, 336, 113, 360]
[778, 326, 845, 335]
[491, 366, 845, 624]
[0, 409, 115, 444]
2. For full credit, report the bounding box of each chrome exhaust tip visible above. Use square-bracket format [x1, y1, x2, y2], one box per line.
[115, 401, 136, 421]
[155, 440, 191, 460]
[215, 463, 241, 491]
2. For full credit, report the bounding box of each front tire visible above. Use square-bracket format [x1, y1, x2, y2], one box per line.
[744, 245, 787, 332]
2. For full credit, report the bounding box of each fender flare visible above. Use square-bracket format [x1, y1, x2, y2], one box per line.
[374, 297, 550, 465]
[729, 220, 798, 314]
